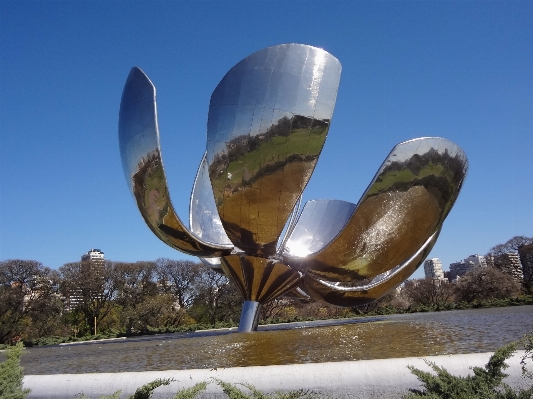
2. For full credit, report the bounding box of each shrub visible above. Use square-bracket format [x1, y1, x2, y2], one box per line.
[213, 379, 318, 399]
[129, 378, 173, 399]
[75, 379, 313, 399]
[0, 342, 30, 399]
[76, 378, 180, 399]
[521, 332, 533, 379]
[173, 382, 208, 399]
[404, 342, 533, 398]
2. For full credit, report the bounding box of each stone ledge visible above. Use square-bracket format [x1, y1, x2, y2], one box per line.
[24, 351, 530, 398]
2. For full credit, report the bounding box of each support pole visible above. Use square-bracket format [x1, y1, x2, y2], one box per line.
[238, 300, 261, 332]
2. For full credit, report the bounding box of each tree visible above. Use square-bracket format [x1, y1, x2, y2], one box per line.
[0, 260, 61, 344]
[112, 260, 194, 332]
[488, 236, 533, 256]
[189, 267, 241, 326]
[403, 278, 454, 310]
[119, 294, 188, 332]
[155, 259, 201, 309]
[455, 267, 521, 303]
[260, 297, 289, 321]
[114, 261, 158, 309]
[59, 260, 119, 335]
[352, 291, 398, 314]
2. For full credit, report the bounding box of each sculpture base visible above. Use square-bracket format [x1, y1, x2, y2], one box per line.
[238, 300, 261, 332]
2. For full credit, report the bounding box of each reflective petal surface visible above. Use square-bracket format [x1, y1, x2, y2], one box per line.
[283, 137, 468, 282]
[283, 199, 356, 257]
[299, 230, 440, 307]
[119, 46, 469, 332]
[221, 255, 302, 303]
[119, 67, 233, 257]
[190, 153, 232, 246]
[207, 44, 341, 256]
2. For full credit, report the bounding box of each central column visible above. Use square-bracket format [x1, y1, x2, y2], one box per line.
[220, 254, 303, 332]
[238, 300, 262, 332]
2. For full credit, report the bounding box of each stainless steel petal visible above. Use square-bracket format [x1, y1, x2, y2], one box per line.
[283, 137, 468, 282]
[220, 255, 302, 303]
[207, 44, 342, 256]
[118, 67, 233, 257]
[300, 229, 440, 307]
[199, 257, 222, 268]
[190, 154, 232, 269]
[282, 199, 356, 257]
[190, 153, 232, 246]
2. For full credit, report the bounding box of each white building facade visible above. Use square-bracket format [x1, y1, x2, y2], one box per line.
[423, 258, 445, 280]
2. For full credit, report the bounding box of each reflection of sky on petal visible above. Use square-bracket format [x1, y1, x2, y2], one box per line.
[275, 72, 299, 112]
[285, 238, 314, 257]
[233, 105, 254, 137]
[249, 107, 263, 137]
[382, 137, 467, 168]
[200, 257, 221, 267]
[257, 107, 274, 136]
[253, 67, 272, 109]
[309, 50, 326, 109]
[282, 44, 308, 76]
[214, 141, 227, 156]
[190, 155, 232, 245]
[206, 141, 228, 166]
[284, 200, 355, 258]
[142, 126, 159, 155]
[129, 133, 147, 169]
[384, 139, 424, 165]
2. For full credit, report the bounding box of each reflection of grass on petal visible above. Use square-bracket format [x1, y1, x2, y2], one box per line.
[367, 162, 454, 197]
[213, 127, 328, 196]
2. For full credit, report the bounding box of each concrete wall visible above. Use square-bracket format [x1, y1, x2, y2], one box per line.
[24, 351, 530, 399]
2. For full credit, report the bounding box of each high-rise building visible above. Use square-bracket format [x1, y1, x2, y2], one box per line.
[449, 260, 472, 281]
[449, 254, 487, 281]
[464, 254, 487, 268]
[489, 252, 523, 282]
[80, 248, 106, 291]
[424, 258, 445, 280]
[519, 243, 533, 284]
[81, 249, 105, 274]
[65, 249, 105, 311]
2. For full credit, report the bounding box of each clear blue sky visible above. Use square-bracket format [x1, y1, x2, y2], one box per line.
[1, 1, 532, 279]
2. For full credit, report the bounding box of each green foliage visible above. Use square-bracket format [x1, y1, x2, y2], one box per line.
[173, 382, 208, 399]
[215, 379, 252, 399]
[353, 295, 533, 318]
[74, 379, 312, 399]
[0, 259, 62, 345]
[102, 393, 121, 399]
[129, 378, 173, 399]
[521, 332, 533, 379]
[76, 391, 122, 399]
[213, 379, 317, 399]
[77, 378, 176, 399]
[0, 342, 30, 399]
[98, 392, 122, 399]
[404, 342, 533, 398]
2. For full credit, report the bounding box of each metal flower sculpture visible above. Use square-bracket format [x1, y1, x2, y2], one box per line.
[119, 44, 468, 332]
